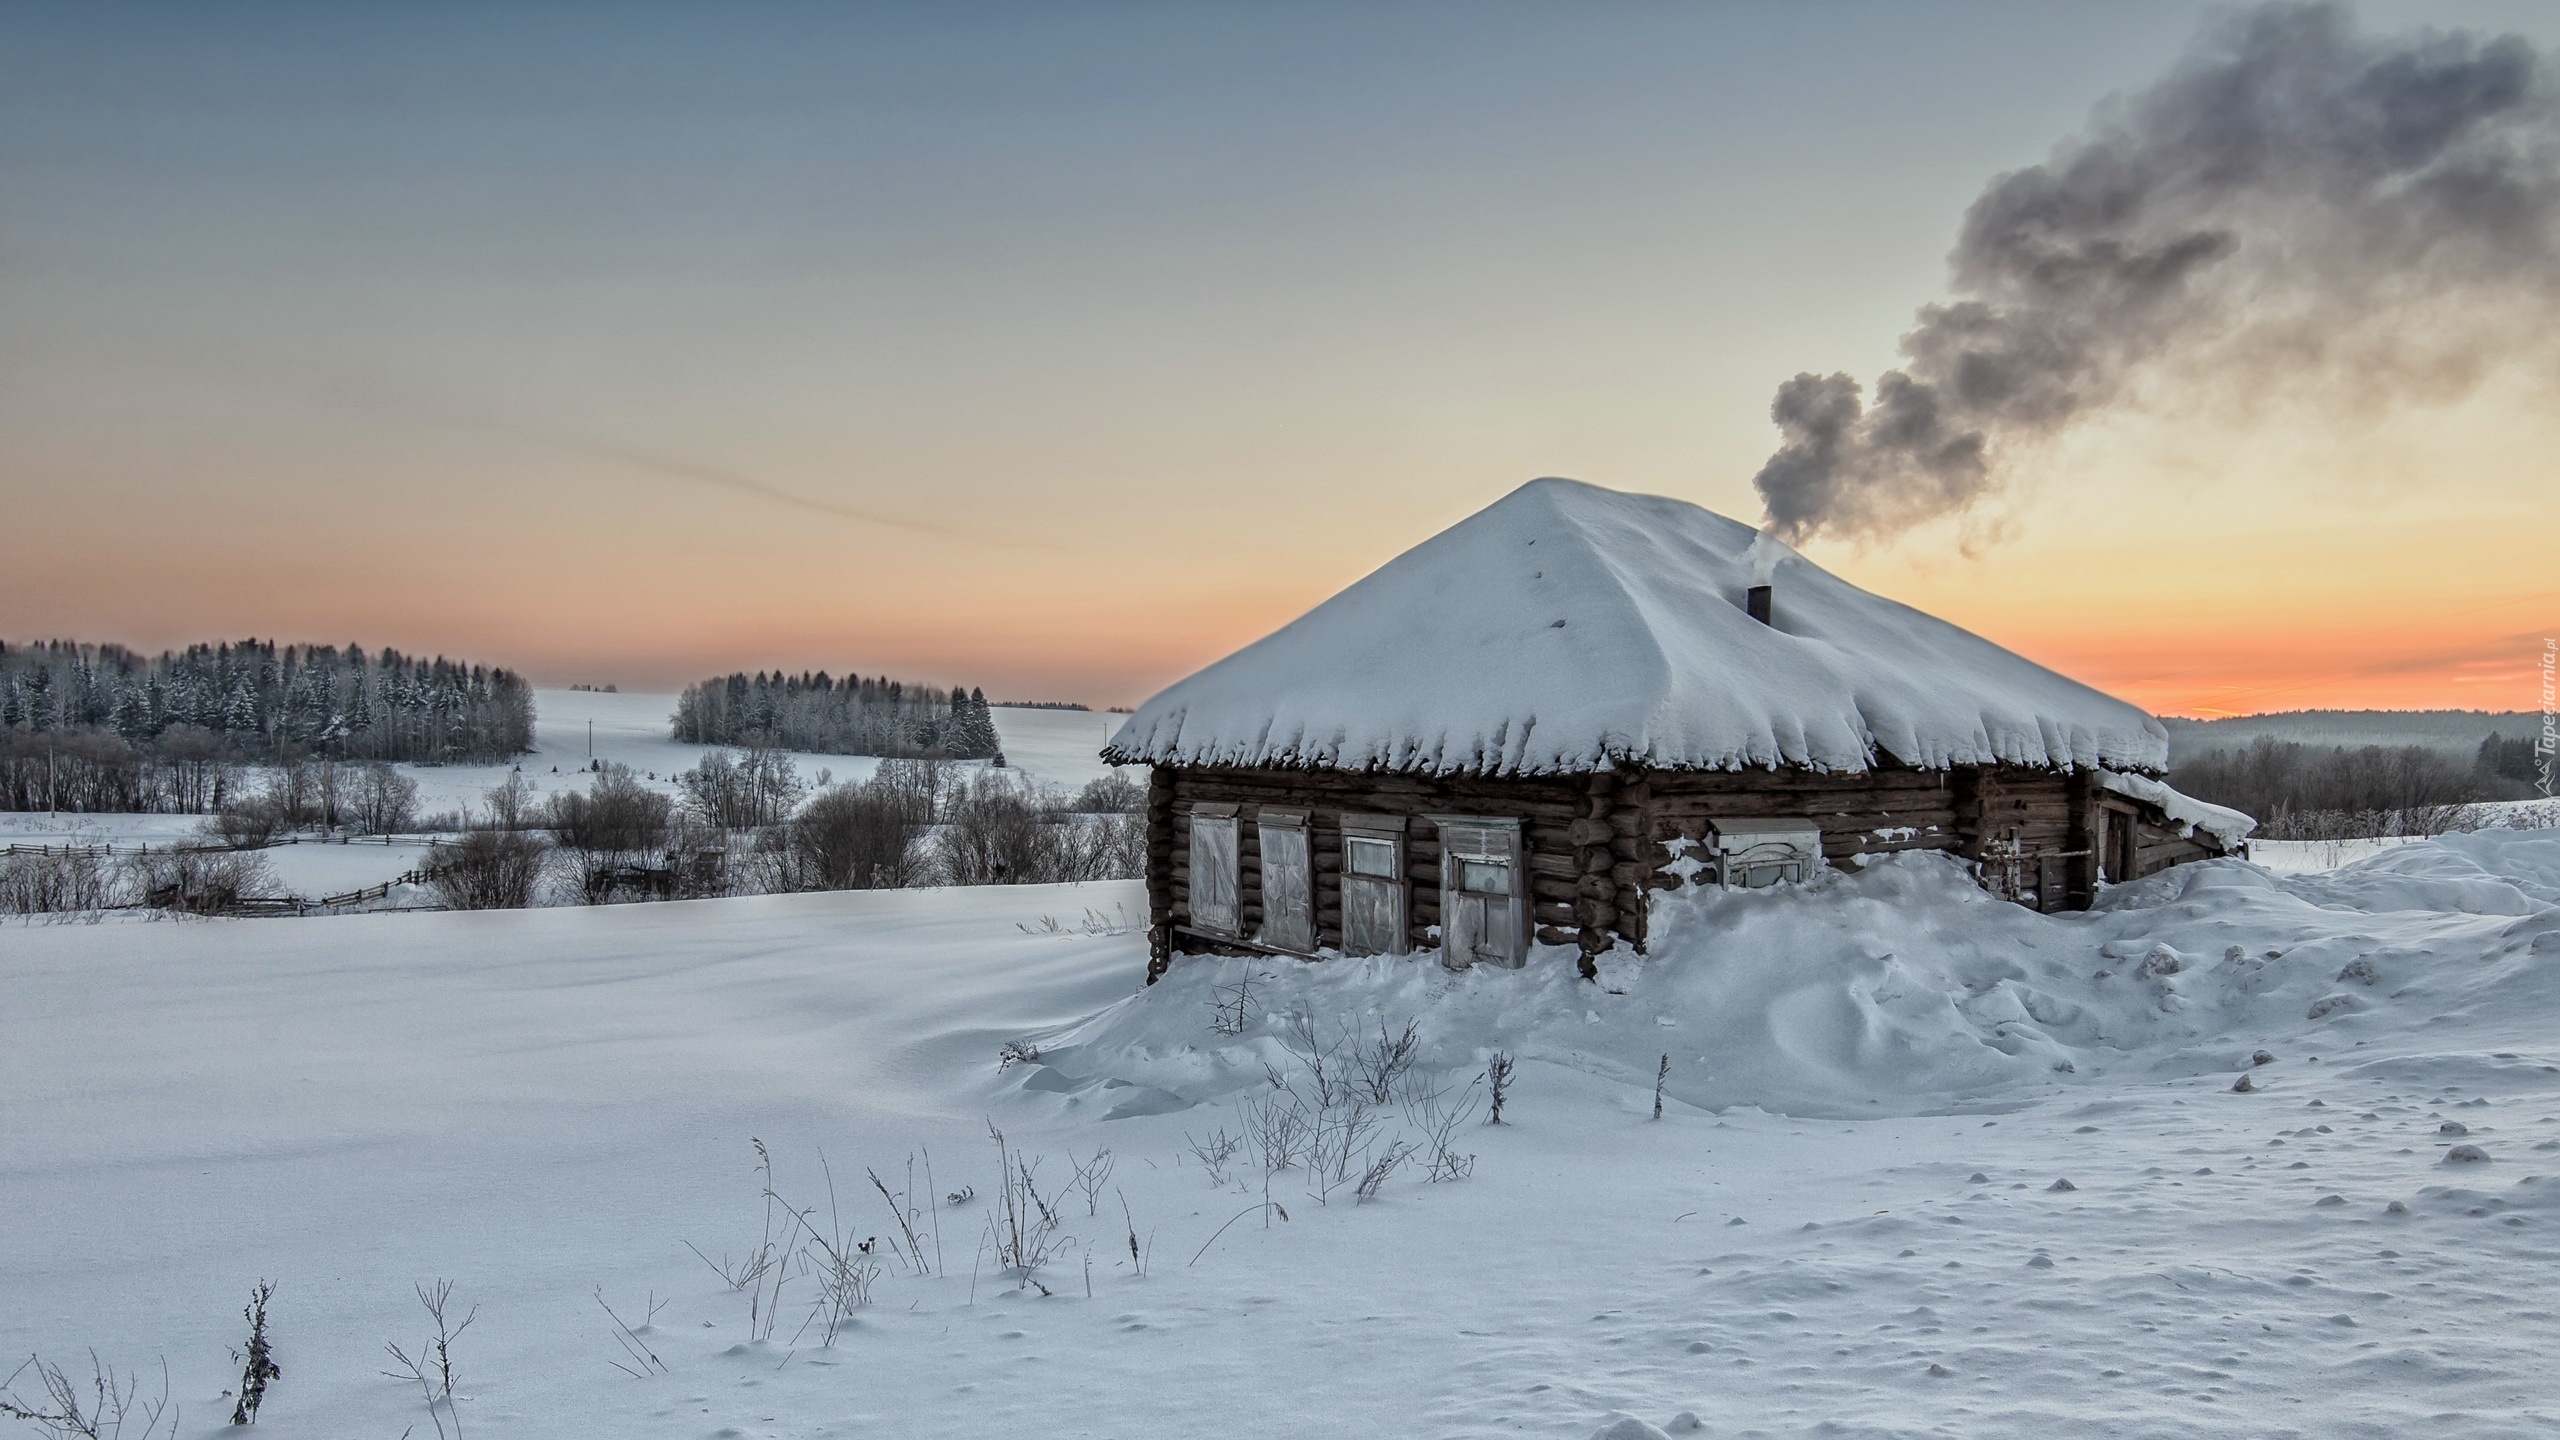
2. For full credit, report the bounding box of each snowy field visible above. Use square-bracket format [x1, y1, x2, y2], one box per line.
[392, 690, 1123, 817]
[7, 830, 2560, 1438]
[0, 693, 1125, 898]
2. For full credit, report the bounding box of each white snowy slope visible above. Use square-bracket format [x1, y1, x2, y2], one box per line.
[7, 832, 2560, 1438]
[1106, 477, 2169, 776]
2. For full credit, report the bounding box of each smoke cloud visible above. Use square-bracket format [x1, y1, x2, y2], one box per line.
[1753, 2, 2560, 544]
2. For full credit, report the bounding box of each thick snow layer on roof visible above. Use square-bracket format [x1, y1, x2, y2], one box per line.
[1107, 478, 2169, 776]
[2097, 768, 2258, 847]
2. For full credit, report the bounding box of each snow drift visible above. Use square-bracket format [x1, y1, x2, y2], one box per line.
[1105, 477, 2169, 776]
[1023, 827, 2560, 1119]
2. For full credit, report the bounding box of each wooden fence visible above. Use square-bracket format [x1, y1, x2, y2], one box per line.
[5, 832, 453, 918]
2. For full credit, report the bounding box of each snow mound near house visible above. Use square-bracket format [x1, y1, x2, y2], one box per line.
[1105, 477, 2167, 776]
[1028, 827, 2560, 1118]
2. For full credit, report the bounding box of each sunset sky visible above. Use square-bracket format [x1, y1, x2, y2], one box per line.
[4, 2, 2553, 717]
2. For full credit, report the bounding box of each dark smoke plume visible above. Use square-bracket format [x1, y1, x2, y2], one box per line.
[1754, 2, 2560, 544]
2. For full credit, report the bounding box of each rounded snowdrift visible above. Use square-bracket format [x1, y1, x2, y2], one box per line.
[1023, 829, 2560, 1118]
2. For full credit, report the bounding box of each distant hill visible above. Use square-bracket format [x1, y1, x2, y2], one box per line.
[2162, 709, 2542, 760]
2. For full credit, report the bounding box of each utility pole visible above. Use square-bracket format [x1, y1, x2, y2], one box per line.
[588, 719, 594, 761]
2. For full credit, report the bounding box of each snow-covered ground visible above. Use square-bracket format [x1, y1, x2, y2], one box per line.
[0, 693, 1125, 899]
[404, 689, 1123, 816]
[2250, 836, 2433, 873]
[7, 830, 2560, 1438]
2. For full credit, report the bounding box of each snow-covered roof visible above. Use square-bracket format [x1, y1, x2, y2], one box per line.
[1106, 478, 2172, 777]
[2095, 769, 2256, 848]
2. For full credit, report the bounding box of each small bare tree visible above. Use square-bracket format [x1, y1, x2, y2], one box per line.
[381, 1280, 474, 1440]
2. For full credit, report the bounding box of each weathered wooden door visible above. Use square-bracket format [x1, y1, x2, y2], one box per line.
[1433, 817, 1525, 969]
[1339, 831, 1406, 956]
[1257, 811, 1314, 953]
[1187, 808, 1240, 937]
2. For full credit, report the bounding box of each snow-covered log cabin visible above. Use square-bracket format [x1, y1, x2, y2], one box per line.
[1103, 479, 2252, 982]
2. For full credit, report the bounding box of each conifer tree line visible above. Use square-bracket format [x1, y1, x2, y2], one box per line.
[670, 671, 1003, 760]
[0, 639, 533, 812]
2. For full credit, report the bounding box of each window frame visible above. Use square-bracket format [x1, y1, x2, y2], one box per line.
[1184, 802, 1241, 938]
[1255, 807, 1315, 954]
[1336, 812, 1409, 957]
[1426, 814, 1527, 970]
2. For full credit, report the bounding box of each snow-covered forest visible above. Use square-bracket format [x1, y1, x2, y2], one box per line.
[670, 670, 1003, 759]
[0, 640, 533, 811]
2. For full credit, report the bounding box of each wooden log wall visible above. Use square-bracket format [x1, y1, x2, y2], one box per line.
[1646, 766, 1963, 871]
[2130, 818, 2219, 878]
[1141, 758, 2238, 984]
[1150, 764, 1637, 980]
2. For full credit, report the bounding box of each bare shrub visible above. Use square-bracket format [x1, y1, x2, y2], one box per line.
[426, 830, 549, 911]
[1398, 1073, 1484, 1180]
[1014, 903, 1140, 937]
[1061, 812, 1145, 881]
[1065, 1149, 1115, 1218]
[767, 1159, 882, 1347]
[0, 849, 122, 918]
[381, 1280, 473, 1440]
[677, 747, 805, 829]
[868, 757, 953, 822]
[1354, 1019, 1422, 1105]
[545, 765, 675, 903]
[1207, 970, 1261, 1036]
[206, 795, 287, 849]
[1239, 1091, 1309, 1174]
[1067, 772, 1145, 814]
[933, 776, 1053, 885]
[347, 763, 420, 836]
[1303, 1093, 1389, 1206]
[985, 1123, 1066, 1280]
[132, 849, 276, 915]
[1354, 1141, 1412, 1203]
[229, 1280, 280, 1425]
[0, 1352, 178, 1440]
[1185, 1126, 1243, 1187]
[775, 781, 925, 890]
[1485, 1052, 1515, 1124]
[932, 775, 1142, 885]
[479, 772, 535, 831]
[544, 764, 670, 855]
